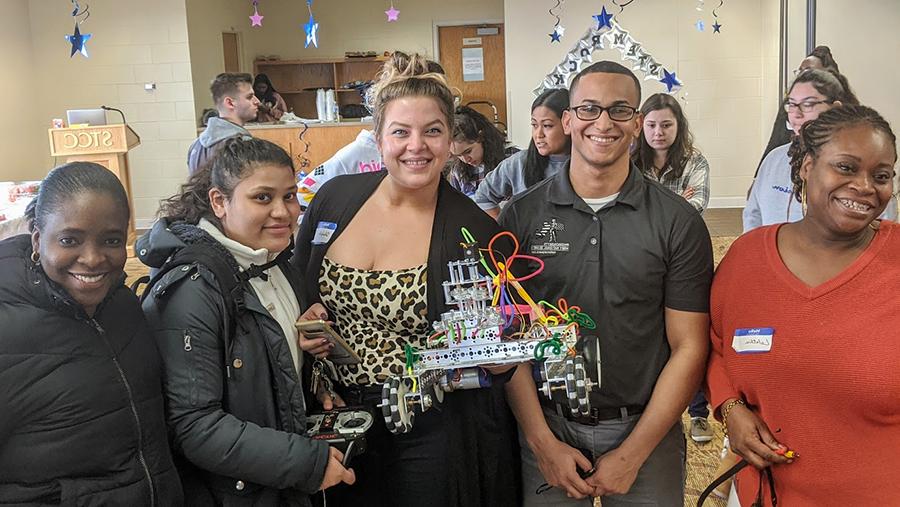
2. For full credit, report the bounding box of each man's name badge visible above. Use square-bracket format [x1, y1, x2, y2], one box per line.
[312, 221, 337, 245]
[732, 327, 774, 354]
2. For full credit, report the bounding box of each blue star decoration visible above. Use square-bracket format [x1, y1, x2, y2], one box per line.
[65, 24, 92, 58]
[593, 6, 614, 30]
[549, 28, 562, 43]
[713, 21, 722, 33]
[660, 69, 682, 92]
[304, 15, 319, 48]
[695, 19, 705, 32]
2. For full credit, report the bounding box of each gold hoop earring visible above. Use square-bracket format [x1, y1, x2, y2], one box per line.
[801, 182, 808, 217]
[30, 250, 40, 265]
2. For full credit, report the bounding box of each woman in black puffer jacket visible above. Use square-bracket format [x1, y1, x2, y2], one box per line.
[139, 138, 354, 507]
[0, 162, 182, 506]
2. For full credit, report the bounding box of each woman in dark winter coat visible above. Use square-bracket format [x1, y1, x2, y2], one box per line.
[139, 137, 354, 507]
[0, 162, 182, 506]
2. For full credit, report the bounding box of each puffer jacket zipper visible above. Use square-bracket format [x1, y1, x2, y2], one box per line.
[89, 319, 156, 507]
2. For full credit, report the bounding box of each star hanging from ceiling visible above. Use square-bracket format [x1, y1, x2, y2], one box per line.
[250, 8, 264, 27]
[385, 5, 400, 22]
[712, 21, 722, 33]
[593, 6, 614, 30]
[549, 29, 562, 43]
[695, 19, 705, 32]
[659, 69, 682, 92]
[65, 24, 92, 58]
[304, 16, 319, 48]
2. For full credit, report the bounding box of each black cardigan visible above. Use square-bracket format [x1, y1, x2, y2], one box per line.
[291, 171, 520, 507]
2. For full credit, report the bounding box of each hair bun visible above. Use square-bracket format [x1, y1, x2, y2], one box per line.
[367, 52, 448, 110]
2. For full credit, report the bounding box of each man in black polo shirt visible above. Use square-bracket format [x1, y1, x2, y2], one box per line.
[500, 61, 713, 505]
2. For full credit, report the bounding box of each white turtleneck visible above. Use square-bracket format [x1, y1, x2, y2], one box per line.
[199, 219, 302, 373]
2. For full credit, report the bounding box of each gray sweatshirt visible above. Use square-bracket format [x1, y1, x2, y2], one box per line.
[187, 117, 250, 175]
[743, 143, 897, 233]
[474, 151, 570, 211]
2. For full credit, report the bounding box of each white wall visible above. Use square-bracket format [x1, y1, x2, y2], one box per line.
[505, 0, 781, 207]
[817, 2, 900, 134]
[26, 0, 196, 227]
[0, 0, 43, 181]
[185, 0, 504, 120]
[186, 0, 255, 119]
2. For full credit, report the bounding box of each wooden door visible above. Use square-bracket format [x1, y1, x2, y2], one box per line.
[222, 32, 240, 72]
[438, 25, 507, 132]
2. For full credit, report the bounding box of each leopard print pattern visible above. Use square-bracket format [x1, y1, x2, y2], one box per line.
[319, 257, 429, 386]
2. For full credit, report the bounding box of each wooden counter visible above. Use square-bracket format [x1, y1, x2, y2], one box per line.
[238, 121, 372, 171]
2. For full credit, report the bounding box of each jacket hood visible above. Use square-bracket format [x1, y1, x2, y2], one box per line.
[0, 234, 37, 308]
[199, 117, 249, 148]
[136, 219, 186, 269]
[137, 218, 245, 276]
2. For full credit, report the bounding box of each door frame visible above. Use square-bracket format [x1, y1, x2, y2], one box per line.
[221, 31, 245, 73]
[432, 19, 504, 62]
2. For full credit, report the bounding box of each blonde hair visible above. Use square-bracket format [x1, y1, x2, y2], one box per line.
[368, 52, 455, 139]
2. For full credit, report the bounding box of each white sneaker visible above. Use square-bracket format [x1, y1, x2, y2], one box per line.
[690, 416, 713, 443]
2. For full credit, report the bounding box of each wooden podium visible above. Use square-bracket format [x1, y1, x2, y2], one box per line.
[48, 124, 141, 254]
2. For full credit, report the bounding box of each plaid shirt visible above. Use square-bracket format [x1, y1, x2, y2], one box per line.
[641, 152, 710, 212]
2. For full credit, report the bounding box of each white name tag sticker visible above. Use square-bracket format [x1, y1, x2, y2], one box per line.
[732, 327, 774, 354]
[312, 221, 337, 245]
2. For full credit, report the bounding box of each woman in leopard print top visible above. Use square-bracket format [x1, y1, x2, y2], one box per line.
[293, 52, 520, 507]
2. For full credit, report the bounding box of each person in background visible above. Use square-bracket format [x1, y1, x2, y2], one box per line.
[708, 105, 900, 506]
[633, 93, 711, 214]
[187, 73, 259, 175]
[744, 69, 896, 232]
[254, 73, 289, 123]
[500, 61, 713, 505]
[632, 91, 714, 446]
[141, 138, 354, 506]
[0, 162, 183, 505]
[447, 105, 518, 198]
[292, 52, 519, 507]
[475, 88, 571, 219]
[296, 53, 445, 207]
[756, 45, 859, 172]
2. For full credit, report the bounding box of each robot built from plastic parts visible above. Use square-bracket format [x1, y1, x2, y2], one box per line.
[380, 228, 601, 434]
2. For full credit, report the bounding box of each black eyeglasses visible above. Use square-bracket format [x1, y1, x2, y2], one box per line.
[783, 99, 833, 113]
[569, 104, 638, 122]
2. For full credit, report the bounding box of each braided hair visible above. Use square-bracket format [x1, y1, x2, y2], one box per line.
[788, 104, 897, 203]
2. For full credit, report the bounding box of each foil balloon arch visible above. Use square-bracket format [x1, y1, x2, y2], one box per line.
[534, 8, 684, 97]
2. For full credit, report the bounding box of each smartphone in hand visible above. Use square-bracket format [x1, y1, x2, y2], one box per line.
[296, 320, 361, 365]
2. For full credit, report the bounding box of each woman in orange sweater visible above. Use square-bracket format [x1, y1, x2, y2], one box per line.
[707, 104, 899, 506]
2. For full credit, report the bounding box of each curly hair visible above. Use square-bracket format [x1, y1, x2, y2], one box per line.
[788, 104, 897, 203]
[632, 93, 696, 182]
[447, 106, 507, 188]
[157, 137, 294, 225]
